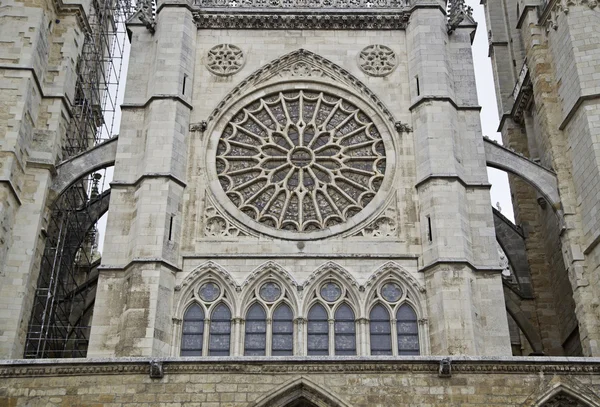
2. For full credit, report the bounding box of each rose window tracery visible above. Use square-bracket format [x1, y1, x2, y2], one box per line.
[358, 45, 397, 77]
[216, 90, 387, 233]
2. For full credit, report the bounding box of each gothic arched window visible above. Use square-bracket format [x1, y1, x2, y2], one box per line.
[369, 304, 392, 355]
[272, 303, 294, 356]
[245, 303, 267, 356]
[307, 303, 329, 355]
[397, 303, 419, 355]
[368, 280, 421, 356]
[209, 303, 232, 356]
[181, 303, 204, 356]
[334, 303, 356, 355]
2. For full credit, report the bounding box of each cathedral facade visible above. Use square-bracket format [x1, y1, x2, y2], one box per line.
[0, 0, 600, 402]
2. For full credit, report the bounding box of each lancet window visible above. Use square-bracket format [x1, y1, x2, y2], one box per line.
[243, 280, 295, 356]
[368, 281, 420, 356]
[180, 274, 421, 356]
[180, 281, 233, 356]
[306, 281, 357, 356]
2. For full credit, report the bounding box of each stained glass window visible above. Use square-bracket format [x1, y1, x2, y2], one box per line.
[209, 303, 231, 356]
[216, 90, 386, 233]
[272, 303, 294, 356]
[181, 304, 204, 356]
[334, 303, 356, 355]
[397, 304, 419, 355]
[369, 304, 392, 355]
[307, 303, 329, 355]
[244, 303, 267, 356]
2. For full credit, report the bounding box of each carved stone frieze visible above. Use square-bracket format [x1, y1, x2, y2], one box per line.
[194, 0, 408, 8]
[279, 61, 324, 78]
[206, 48, 397, 133]
[353, 202, 398, 238]
[2, 359, 600, 378]
[193, 13, 410, 30]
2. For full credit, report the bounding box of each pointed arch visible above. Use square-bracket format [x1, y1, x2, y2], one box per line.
[206, 48, 396, 127]
[240, 261, 300, 312]
[250, 376, 353, 407]
[521, 379, 600, 407]
[174, 261, 241, 320]
[363, 261, 426, 319]
[301, 262, 361, 316]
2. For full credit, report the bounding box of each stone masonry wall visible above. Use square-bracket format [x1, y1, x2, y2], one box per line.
[1, 358, 600, 406]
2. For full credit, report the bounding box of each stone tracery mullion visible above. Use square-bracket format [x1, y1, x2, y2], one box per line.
[217, 89, 386, 233]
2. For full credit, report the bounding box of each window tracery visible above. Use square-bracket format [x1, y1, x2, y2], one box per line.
[368, 280, 420, 356]
[358, 45, 398, 77]
[180, 279, 233, 357]
[243, 280, 296, 356]
[179, 267, 422, 357]
[206, 44, 245, 76]
[215, 90, 387, 235]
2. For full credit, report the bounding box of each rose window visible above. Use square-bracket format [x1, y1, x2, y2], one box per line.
[215, 90, 387, 233]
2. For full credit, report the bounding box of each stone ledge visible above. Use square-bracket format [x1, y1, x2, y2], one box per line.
[1, 356, 599, 377]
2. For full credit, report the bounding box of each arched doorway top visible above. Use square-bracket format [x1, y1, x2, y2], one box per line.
[250, 376, 352, 407]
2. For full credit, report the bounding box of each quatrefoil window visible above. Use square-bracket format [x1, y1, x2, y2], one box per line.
[215, 90, 387, 234]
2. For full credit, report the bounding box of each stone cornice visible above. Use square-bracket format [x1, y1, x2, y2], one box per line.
[1, 356, 599, 377]
[193, 11, 411, 29]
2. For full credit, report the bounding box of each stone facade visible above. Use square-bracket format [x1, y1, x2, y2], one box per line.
[1, 0, 600, 402]
[2, 357, 600, 406]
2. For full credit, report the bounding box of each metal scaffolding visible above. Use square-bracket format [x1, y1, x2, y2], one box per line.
[24, 0, 134, 358]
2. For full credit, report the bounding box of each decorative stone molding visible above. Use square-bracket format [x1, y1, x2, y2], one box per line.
[353, 203, 398, 238]
[363, 261, 426, 294]
[137, 0, 156, 33]
[205, 49, 397, 126]
[178, 261, 240, 293]
[204, 204, 249, 238]
[541, 0, 598, 31]
[279, 61, 324, 78]
[194, 0, 408, 8]
[358, 45, 398, 77]
[2, 358, 600, 377]
[438, 358, 451, 377]
[520, 377, 600, 407]
[193, 13, 410, 30]
[447, 0, 475, 34]
[190, 121, 208, 132]
[241, 261, 300, 289]
[149, 360, 164, 378]
[302, 261, 360, 291]
[206, 44, 245, 76]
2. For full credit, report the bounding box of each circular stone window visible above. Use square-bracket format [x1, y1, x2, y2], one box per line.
[209, 85, 395, 240]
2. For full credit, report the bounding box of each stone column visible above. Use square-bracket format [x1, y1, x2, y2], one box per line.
[407, 2, 511, 355]
[87, 2, 197, 357]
